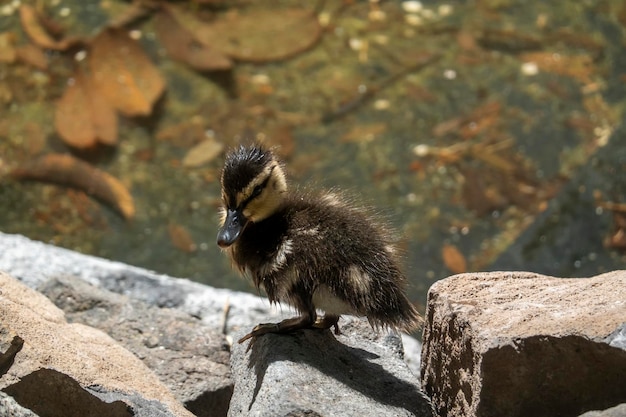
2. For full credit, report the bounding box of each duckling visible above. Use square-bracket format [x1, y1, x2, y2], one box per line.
[217, 145, 421, 343]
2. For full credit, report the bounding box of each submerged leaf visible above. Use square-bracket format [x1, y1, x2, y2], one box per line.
[182, 139, 224, 167]
[340, 123, 387, 143]
[11, 154, 135, 220]
[89, 28, 165, 116]
[55, 69, 118, 149]
[154, 7, 232, 71]
[194, 8, 322, 63]
[168, 222, 197, 253]
[0, 32, 17, 63]
[19, 5, 81, 51]
[15, 44, 48, 70]
[442, 244, 467, 274]
[519, 52, 595, 84]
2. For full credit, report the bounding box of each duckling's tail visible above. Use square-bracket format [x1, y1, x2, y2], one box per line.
[394, 299, 424, 333]
[367, 293, 423, 333]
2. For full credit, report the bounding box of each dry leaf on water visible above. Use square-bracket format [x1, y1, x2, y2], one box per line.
[340, 123, 387, 143]
[15, 44, 48, 70]
[156, 118, 207, 147]
[442, 244, 467, 274]
[154, 6, 232, 72]
[182, 139, 224, 167]
[89, 28, 165, 117]
[19, 4, 81, 51]
[11, 153, 135, 220]
[193, 8, 322, 63]
[519, 52, 595, 84]
[55, 69, 118, 149]
[107, 1, 155, 29]
[0, 32, 17, 63]
[168, 222, 197, 253]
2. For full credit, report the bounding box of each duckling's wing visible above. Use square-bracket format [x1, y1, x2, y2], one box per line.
[286, 198, 421, 331]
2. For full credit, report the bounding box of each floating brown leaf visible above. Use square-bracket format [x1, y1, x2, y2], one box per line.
[55, 69, 118, 149]
[0, 32, 16, 63]
[156, 118, 207, 147]
[442, 244, 467, 274]
[154, 7, 232, 71]
[107, 1, 155, 29]
[433, 101, 501, 139]
[19, 5, 81, 51]
[15, 43, 48, 70]
[263, 124, 296, 158]
[340, 123, 387, 143]
[475, 28, 542, 52]
[182, 139, 224, 167]
[21, 122, 47, 156]
[519, 52, 595, 84]
[168, 222, 197, 253]
[11, 154, 135, 220]
[194, 8, 322, 63]
[89, 28, 165, 116]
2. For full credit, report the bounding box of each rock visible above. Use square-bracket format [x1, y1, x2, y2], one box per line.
[0, 232, 427, 415]
[401, 333, 422, 376]
[0, 391, 39, 417]
[421, 271, 626, 417]
[0, 272, 193, 417]
[37, 275, 233, 417]
[0, 232, 290, 336]
[578, 403, 626, 417]
[229, 317, 432, 417]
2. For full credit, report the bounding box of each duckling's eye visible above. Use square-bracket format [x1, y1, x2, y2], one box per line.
[251, 184, 263, 198]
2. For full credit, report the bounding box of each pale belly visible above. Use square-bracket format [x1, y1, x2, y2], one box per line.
[312, 284, 357, 316]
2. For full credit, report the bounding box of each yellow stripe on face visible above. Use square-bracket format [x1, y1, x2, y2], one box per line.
[236, 162, 276, 207]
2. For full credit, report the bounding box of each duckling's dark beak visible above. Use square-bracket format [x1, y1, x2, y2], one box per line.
[217, 209, 248, 248]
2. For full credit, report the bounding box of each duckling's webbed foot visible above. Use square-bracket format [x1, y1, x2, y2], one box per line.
[313, 314, 341, 335]
[237, 314, 315, 344]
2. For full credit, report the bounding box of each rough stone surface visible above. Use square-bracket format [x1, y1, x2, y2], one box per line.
[579, 404, 626, 417]
[0, 232, 426, 415]
[578, 404, 626, 417]
[37, 275, 233, 417]
[421, 271, 626, 417]
[0, 232, 269, 333]
[0, 272, 194, 417]
[0, 391, 39, 417]
[229, 317, 432, 417]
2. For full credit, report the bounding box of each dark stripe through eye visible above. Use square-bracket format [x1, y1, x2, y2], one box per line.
[240, 166, 275, 209]
[251, 184, 263, 198]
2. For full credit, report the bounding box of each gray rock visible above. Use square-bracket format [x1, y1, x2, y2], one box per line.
[0, 231, 423, 373]
[229, 317, 432, 417]
[0, 232, 291, 336]
[0, 232, 427, 415]
[421, 271, 626, 417]
[579, 403, 626, 417]
[38, 275, 233, 417]
[0, 391, 39, 417]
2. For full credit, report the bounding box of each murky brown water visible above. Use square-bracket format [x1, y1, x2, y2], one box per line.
[1, 0, 625, 314]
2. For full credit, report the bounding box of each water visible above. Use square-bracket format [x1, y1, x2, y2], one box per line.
[1, 0, 625, 314]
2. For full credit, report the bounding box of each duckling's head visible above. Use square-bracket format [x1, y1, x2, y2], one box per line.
[217, 145, 287, 248]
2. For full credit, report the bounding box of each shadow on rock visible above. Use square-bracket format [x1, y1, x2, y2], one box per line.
[230, 318, 431, 417]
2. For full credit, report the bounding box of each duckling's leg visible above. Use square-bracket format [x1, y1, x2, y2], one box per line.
[238, 309, 316, 344]
[313, 314, 341, 335]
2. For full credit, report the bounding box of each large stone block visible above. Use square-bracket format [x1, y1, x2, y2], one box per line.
[421, 271, 626, 417]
